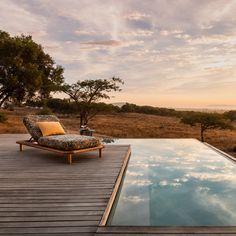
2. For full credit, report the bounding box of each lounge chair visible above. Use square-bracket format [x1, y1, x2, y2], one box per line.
[16, 115, 104, 164]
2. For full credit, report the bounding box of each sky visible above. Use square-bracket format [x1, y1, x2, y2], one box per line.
[0, 0, 236, 109]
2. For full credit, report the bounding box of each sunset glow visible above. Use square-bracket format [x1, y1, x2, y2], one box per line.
[1, 0, 236, 108]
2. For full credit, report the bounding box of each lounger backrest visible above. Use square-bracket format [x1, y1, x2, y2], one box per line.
[23, 115, 66, 141]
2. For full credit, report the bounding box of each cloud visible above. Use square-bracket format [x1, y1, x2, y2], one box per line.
[81, 40, 123, 47]
[74, 30, 98, 36]
[124, 11, 150, 21]
[187, 34, 236, 45]
[0, 0, 47, 38]
[120, 29, 154, 37]
[1, 0, 236, 107]
[160, 30, 184, 36]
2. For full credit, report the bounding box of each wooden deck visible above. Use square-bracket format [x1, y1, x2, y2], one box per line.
[0, 134, 130, 236]
[1, 135, 236, 236]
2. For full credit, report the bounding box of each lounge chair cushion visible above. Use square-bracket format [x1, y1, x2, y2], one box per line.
[23, 115, 65, 141]
[37, 121, 65, 136]
[38, 134, 100, 151]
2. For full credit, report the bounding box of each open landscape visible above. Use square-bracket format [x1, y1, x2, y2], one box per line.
[1, 107, 235, 157]
[1, 1, 236, 234]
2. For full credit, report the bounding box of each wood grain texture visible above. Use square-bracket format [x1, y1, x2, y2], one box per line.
[0, 134, 130, 235]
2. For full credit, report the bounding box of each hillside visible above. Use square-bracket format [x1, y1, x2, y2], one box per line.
[0, 108, 235, 157]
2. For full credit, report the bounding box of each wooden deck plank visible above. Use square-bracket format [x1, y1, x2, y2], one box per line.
[0, 226, 97, 234]
[0, 134, 130, 235]
[1, 211, 105, 217]
[0, 215, 101, 222]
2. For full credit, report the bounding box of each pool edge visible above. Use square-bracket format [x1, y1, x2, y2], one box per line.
[99, 144, 131, 226]
[204, 142, 236, 162]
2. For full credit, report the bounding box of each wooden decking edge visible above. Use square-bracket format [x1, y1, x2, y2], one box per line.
[99, 145, 131, 226]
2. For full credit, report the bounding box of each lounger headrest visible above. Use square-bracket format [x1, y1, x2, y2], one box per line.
[23, 115, 65, 141]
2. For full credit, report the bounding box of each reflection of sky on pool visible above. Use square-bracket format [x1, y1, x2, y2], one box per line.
[107, 139, 236, 226]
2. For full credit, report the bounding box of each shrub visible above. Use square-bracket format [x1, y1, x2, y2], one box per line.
[0, 113, 7, 123]
[120, 103, 179, 117]
[224, 110, 236, 121]
[36, 106, 52, 115]
[47, 98, 77, 114]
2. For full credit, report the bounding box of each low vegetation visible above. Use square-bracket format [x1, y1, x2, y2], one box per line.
[0, 108, 235, 157]
[120, 103, 178, 117]
[181, 112, 232, 142]
[0, 113, 7, 123]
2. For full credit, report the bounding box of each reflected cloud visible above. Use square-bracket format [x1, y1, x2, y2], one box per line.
[126, 179, 152, 186]
[195, 186, 236, 224]
[126, 171, 144, 177]
[122, 195, 146, 204]
[109, 139, 236, 226]
[159, 180, 182, 187]
[187, 171, 236, 183]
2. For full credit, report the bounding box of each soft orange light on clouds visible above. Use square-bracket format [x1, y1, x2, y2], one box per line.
[0, 0, 236, 108]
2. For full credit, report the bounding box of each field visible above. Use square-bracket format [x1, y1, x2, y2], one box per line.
[0, 107, 236, 157]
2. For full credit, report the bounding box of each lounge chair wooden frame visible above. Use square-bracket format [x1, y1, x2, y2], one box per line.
[16, 140, 104, 164]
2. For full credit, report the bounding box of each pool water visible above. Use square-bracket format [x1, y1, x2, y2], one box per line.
[107, 139, 236, 226]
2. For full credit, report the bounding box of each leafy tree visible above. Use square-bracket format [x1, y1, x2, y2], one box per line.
[181, 112, 232, 142]
[63, 77, 123, 127]
[36, 106, 53, 115]
[0, 30, 64, 107]
[47, 98, 77, 114]
[120, 103, 178, 117]
[224, 110, 236, 122]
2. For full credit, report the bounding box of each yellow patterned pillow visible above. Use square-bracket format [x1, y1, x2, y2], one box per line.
[37, 121, 65, 136]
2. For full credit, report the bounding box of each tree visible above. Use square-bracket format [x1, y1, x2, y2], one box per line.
[0, 30, 64, 107]
[63, 77, 123, 127]
[120, 102, 178, 117]
[224, 110, 236, 122]
[181, 112, 232, 142]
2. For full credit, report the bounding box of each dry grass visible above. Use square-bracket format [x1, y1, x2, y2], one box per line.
[1, 108, 235, 156]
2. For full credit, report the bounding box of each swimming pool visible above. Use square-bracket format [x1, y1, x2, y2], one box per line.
[106, 139, 236, 226]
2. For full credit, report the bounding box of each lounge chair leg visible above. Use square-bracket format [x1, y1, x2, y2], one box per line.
[99, 148, 102, 158]
[67, 154, 72, 164]
[19, 144, 23, 152]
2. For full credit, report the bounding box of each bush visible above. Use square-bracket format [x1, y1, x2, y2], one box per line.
[36, 106, 52, 115]
[224, 110, 236, 121]
[47, 98, 77, 114]
[0, 113, 7, 123]
[120, 103, 179, 117]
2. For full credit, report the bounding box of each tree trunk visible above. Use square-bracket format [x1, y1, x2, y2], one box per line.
[84, 116, 89, 126]
[0, 91, 6, 102]
[79, 114, 84, 127]
[0, 94, 10, 107]
[200, 125, 205, 142]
